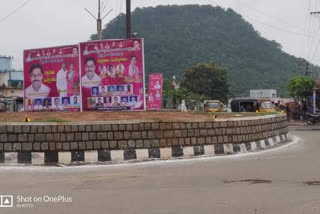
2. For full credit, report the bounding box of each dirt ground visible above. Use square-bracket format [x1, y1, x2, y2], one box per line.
[0, 111, 214, 123]
[0, 111, 277, 123]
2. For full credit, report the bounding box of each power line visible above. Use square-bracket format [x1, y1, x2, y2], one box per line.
[306, 21, 320, 61]
[243, 15, 313, 38]
[309, 8, 320, 62]
[306, 0, 313, 61]
[306, 1, 320, 61]
[0, 0, 33, 24]
[236, 0, 317, 62]
[207, 0, 313, 38]
[234, 1, 304, 32]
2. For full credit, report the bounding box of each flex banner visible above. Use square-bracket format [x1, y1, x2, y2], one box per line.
[147, 73, 163, 110]
[79, 38, 145, 111]
[23, 45, 81, 112]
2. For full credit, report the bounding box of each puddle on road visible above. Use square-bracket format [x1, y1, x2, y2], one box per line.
[304, 181, 320, 186]
[224, 179, 272, 184]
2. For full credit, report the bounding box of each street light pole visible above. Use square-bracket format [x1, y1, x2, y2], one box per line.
[84, 0, 113, 40]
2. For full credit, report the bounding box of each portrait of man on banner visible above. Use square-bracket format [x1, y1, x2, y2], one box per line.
[81, 57, 102, 88]
[25, 64, 50, 99]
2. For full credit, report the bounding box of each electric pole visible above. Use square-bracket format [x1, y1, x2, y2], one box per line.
[305, 62, 311, 77]
[295, 58, 305, 75]
[85, 0, 113, 40]
[126, 0, 131, 39]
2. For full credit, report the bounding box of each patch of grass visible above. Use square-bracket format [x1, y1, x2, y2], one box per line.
[33, 118, 70, 123]
[239, 112, 278, 116]
[216, 112, 279, 118]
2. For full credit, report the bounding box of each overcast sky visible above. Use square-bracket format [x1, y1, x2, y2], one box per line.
[0, 0, 319, 69]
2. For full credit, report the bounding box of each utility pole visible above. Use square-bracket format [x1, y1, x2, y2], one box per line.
[305, 62, 312, 77]
[85, 0, 113, 40]
[308, 12, 319, 114]
[295, 58, 305, 75]
[126, 0, 131, 39]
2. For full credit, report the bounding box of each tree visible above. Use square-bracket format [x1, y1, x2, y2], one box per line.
[161, 78, 207, 108]
[180, 62, 230, 103]
[286, 76, 315, 98]
[161, 78, 175, 107]
[175, 87, 209, 101]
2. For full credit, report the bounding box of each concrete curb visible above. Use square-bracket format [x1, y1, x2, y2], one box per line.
[289, 125, 320, 131]
[0, 134, 289, 166]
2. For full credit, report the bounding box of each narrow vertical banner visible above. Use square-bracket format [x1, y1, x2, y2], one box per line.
[79, 38, 145, 111]
[148, 73, 163, 110]
[23, 45, 81, 112]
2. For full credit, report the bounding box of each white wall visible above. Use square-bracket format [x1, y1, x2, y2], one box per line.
[0, 73, 9, 86]
[0, 57, 12, 71]
[250, 89, 277, 98]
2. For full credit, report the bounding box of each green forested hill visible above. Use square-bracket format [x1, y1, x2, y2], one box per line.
[93, 5, 318, 96]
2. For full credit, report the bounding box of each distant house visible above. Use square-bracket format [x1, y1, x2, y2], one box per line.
[0, 85, 23, 98]
[250, 89, 277, 98]
[0, 56, 23, 111]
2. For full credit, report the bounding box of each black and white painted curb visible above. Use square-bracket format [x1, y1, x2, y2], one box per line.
[0, 134, 288, 166]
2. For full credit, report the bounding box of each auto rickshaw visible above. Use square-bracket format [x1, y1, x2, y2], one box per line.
[204, 100, 223, 112]
[259, 99, 276, 112]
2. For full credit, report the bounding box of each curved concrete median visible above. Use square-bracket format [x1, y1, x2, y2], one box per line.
[0, 114, 289, 166]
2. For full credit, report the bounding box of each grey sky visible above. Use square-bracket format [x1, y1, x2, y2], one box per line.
[0, 0, 319, 69]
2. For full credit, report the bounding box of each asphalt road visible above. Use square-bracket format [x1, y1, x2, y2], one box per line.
[1, 131, 320, 214]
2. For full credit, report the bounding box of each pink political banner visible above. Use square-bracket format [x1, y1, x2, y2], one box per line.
[23, 45, 81, 112]
[147, 73, 163, 110]
[79, 38, 146, 111]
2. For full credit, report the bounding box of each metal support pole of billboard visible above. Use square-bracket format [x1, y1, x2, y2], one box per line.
[84, 0, 113, 40]
[126, 0, 131, 39]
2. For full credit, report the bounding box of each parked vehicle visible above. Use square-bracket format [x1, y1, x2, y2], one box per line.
[230, 98, 258, 112]
[229, 98, 276, 112]
[306, 110, 320, 125]
[259, 99, 276, 113]
[204, 100, 223, 112]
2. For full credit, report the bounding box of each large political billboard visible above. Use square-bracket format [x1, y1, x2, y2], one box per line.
[148, 73, 163, 110]
[23, 45, 81, 112]
[79, 38, 145, 111]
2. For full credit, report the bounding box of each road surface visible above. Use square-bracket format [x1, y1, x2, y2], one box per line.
[0, 131, 319, 214]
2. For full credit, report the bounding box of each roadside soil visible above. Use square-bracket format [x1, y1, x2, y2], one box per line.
[0, 111, 213, 122]
[0, 111, 278, 123]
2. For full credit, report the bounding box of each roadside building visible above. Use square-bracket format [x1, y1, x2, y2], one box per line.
[0, 56, 23, 111]
[250, 89, 277, 98]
